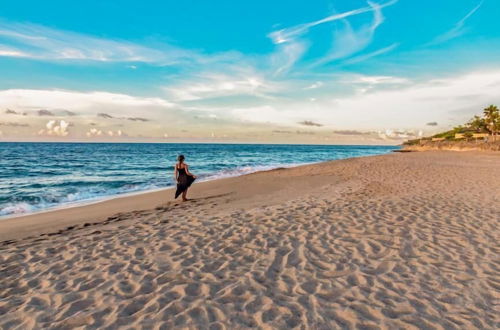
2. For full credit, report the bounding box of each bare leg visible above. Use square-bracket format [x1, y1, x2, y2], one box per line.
[182, 189, 189, 202]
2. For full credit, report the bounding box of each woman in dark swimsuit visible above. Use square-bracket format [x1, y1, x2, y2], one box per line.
[174, 155, 196, 201]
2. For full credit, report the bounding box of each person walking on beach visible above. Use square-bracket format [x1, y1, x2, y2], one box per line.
[174, 155, 196, 201]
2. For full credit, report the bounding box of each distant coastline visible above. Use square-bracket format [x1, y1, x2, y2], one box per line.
[403, 105, 499, 152]
[402, 140, 500, 152]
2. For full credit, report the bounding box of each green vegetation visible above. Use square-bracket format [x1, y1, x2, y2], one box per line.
[404, 105, 499, 145]
[483, 105, 500, 137]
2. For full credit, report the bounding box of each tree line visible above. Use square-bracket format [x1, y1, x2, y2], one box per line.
[405, 105, 499, 145]
[463, 105, 499, 137]
[433, 105, 499, 140]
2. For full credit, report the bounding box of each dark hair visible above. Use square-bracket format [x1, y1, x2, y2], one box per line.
[177, 154, 185, 162]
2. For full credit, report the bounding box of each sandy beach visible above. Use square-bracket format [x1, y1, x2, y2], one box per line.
[1, 151, 499, 329]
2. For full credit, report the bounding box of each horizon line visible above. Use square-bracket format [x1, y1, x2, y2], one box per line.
[0, 140, 400, 147]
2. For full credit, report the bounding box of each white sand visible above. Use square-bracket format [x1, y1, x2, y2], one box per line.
[0, 151, 499, 329]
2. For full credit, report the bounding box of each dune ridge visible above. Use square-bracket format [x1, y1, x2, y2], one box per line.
[1, 151, 499, 329]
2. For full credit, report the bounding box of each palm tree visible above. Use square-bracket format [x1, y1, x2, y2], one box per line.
[483, 105, 499, 141]
[467, 115, 487, 132]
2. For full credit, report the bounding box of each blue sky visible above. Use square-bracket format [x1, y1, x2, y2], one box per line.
[0, 0, 499, 143]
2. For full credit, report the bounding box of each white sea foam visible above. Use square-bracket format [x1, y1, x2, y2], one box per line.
[200, 163, 304, 182]
[0, 202, 35, 216]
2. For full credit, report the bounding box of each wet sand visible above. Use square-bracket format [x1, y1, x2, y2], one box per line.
[1, 151, 499, 329]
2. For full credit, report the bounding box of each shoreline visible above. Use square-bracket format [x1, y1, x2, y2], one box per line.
[0, 186, 171, 221]
[0, 152, 400, 242]
[0, 149, 396, 221]
[0, 159, 330, 241]
[0, 184, 176, 220]
[0, 162, 305, 221]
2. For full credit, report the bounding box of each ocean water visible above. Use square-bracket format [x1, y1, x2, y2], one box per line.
[0, 143, 397, 217]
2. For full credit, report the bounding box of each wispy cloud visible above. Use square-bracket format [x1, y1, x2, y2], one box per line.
[0, 21, 202, 65]
[304, 81, 324, 90]
[267, 1, 398, 68]
[313, 1, 393, 65]
[1, 70, 498, 142]
[270, 41, 308, 76]
[352, 74, 409, 85]
[0, 47, 29, 57]
[164, 72, 285, 101]
[213, 70, 500, 130]
[96, 113, 149, 122]
[0, 89, 175, 111]
[0, 4, 397, 92]
[342, 43, 399, 65]
[268, 0, 397, 45]
[429, 1, 483, 45]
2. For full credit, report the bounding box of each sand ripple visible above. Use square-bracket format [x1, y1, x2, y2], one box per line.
[1, 151, 499, 329]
